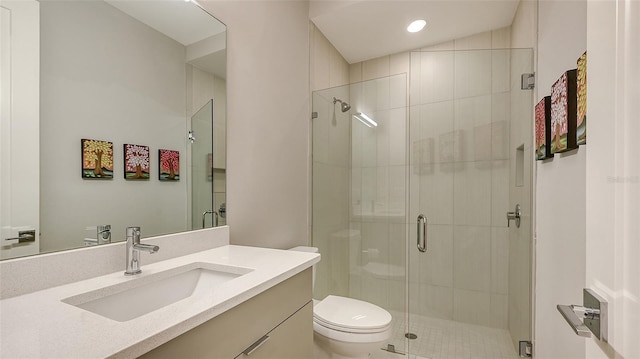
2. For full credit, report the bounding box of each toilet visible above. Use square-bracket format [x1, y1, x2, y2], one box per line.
[290, 246, 392, 359]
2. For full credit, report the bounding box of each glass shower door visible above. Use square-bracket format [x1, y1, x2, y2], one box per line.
[311, 74, 409, 355]
[191, 100, 214, 229]
[407, 48, 534, 358]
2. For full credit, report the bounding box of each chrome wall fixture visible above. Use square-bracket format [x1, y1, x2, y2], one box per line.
[506, 204, 521, 228]
[332, 97, 351, 112]
[202, 210, 219, 228]
[97, 225, 111, 244]
[557, 288, 608, 340]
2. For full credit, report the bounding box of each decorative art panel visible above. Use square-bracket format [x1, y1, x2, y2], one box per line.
[159, 149, 180, 181]
[124, 144, 150, 180]
[81, 139, 113, 179]
[550, 69, 578, 154]
[535, 96, 553, 160]
[577, 51, 587, 145]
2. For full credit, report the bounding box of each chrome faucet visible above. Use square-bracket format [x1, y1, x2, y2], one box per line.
[124, 226, 159, 275]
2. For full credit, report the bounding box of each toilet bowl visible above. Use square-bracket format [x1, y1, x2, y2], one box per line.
[289, 246, 392, 359]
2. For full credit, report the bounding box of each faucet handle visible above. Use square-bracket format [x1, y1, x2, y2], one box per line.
[126, 226, 141, 238]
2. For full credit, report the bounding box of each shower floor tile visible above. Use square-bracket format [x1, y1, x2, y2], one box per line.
[371, 311, 519, 359]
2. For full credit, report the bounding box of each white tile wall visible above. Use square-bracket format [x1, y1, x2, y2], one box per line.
[454, 31, 492, 50]
[491, 160, 510, 227]
[453, 226, 492, 292]
[390, 75, 408, 109]
[350, 62, 363, 83]
[453, 288, 491, 326]
[418, 225, 454, 288]
[421, 40, 455, 51]
[453, 163, 492, 226]
[492, 49, 511, 93]
[311, 25, 331, 92]
[490, 293, 509, 329]
[454, 95, 492, 162]
[416, 51, 455, 104]
[492, 27, 512, 49]
[416, 167, 454, 225]
[363, 55, 390, 81]
[390, 51, 410, 76]
[491, 227, 509, 295]
[455, 50, 492, 99]
[389, 108, 407, 166]
[418, 284, 454, 320]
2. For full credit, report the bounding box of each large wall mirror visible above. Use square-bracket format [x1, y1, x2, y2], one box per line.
[0, 0, 226, 260]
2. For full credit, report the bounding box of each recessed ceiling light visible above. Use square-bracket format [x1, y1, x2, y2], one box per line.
[407, 19, 427, 33]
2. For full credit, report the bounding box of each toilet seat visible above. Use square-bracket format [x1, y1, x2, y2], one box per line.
[313, 295, 392, 335]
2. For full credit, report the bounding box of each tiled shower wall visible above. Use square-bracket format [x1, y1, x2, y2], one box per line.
[407, 44, 512, 329]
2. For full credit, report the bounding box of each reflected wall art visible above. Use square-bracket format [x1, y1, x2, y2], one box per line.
[124, 144, 150, 180]
[81, 139, 113, 179]
[159, 149, 180, 181]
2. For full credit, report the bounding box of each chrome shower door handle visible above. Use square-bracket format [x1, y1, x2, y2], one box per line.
[202, 210, 219, 228]
[417, 214, 427, 252]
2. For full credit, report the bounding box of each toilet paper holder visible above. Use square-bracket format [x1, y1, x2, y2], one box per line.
[557, 288, 607, 340]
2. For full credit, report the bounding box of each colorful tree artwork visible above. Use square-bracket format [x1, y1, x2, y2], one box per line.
[124, 144, 150, 180]
[577, 52, 587, 145]
[82, 139, 113, 179]
[535, 96, 553, 160]
[550, 69, 578, 154]
[159, 149, 179, 181]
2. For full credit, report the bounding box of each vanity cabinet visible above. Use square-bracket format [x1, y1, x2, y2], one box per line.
[140, 268, 313, 359]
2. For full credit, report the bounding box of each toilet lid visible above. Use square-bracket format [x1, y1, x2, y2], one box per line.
[313, 295, 392, 331]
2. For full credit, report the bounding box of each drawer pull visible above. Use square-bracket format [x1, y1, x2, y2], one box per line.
[243, 335, 270, 356]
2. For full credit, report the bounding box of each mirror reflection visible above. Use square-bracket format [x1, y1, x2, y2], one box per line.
[0, 0, 226, 260]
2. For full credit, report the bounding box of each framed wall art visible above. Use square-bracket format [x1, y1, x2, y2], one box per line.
[124, 144, 150, 180]
[535, 96, 553, 160]
[550, 69, 578, 154]
[577, 51, 587, 145]
[81, 139, 113, 179]
[159, 149, 180, 181]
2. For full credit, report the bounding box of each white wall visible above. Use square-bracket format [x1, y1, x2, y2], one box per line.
[200, 1, 310, 249]
[534, 0, 587, 357]
[39, 1, 188, 251]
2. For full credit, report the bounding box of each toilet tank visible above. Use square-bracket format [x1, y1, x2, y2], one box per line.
[289, 246, 318, 291]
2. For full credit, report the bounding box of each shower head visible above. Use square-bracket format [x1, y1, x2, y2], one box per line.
[333, 97, 351, 112]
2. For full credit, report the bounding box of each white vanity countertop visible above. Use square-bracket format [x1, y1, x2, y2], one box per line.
[0, 245, 320, 359]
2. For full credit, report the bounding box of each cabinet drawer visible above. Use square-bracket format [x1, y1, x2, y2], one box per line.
[235, 301, 312, 359]
[140, 268, 312, 359]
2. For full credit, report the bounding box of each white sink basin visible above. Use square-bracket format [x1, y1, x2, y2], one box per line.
[62, 262, 253, 322]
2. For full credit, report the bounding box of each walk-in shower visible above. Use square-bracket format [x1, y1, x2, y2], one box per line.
[312, 48, 534, 359]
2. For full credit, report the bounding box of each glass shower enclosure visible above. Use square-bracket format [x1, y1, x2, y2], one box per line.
[312, 48, 534, 358]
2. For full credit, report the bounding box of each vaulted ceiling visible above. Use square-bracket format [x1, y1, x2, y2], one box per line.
[310, 0, 521, 64]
